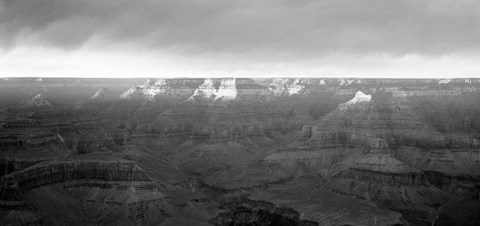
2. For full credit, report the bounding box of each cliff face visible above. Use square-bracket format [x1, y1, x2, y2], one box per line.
[120, 78, 203, 101]
[0, 159, 149, 196]
[189, 78, 218, 101]
[118, 78, 274, 103]
[0, 156, 178, 225]
[188, 78, 272, 103]
[268, 78, 306, 96]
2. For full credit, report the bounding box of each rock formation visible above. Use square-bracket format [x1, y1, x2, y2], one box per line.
[119, 78, 203, 102]
[2, 78, 480, 225]
[269, 78, 306, 96]
[89, 88, 115, 102]
[19, 94, 52, 107]
[187, 78, 271, 103]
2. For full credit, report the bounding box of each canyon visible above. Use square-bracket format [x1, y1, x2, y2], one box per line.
[0, 77, 479, 225]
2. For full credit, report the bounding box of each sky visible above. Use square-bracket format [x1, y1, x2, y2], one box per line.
[0, 0, 480, 78]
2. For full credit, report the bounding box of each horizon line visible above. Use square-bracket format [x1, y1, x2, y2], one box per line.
[2, 76, 480, 80]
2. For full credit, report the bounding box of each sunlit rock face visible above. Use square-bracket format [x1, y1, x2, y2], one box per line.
[119, 78, 203, 101]
[215, 78, 237, 101]
[89, 88, 115, 102]
[188, 78, 272, 103]
[120, 79, 170, 101]
[189, 78, 218, 101]
[339, 78, 363, 87]
[337, 91, 372, 110]
[20, 94, 52, 107]
[300, 90, 388, 152]
[269, 78, 306, 96]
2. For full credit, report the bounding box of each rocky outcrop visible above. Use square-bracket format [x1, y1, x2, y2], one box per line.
[188, 78, 271, 103]
[188, 78, 218, 101]
[0, 159, 149, 198]
[214, 78, 238, 101]
[19, 94, 52, 107]
[337, 91, 372, 111]
[88, 87, 115, 102]
[120, 79, 169, 101]
[0, 157, 164, 225]
[210, 197, 318, 226]
[119, 78, 202, 101]
[269, 78, 305, 96]
[301, 92, 388, 150]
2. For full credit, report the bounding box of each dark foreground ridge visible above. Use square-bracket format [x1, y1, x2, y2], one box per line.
[1, 77, 480, 225]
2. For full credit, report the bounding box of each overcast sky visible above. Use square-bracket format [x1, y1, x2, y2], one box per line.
[1, 0, 479, 78]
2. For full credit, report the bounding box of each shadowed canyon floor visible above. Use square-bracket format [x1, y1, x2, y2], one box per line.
[0, 77, 480, 225]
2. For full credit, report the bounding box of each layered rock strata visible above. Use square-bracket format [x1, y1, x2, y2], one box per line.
[0, 159, 149, 200]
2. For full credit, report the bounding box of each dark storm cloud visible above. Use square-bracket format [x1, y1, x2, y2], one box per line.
[1, 0, 479, 57]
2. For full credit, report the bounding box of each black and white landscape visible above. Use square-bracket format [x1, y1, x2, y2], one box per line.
[2, 0, 480, 225]
[0, 77, 479, 225]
